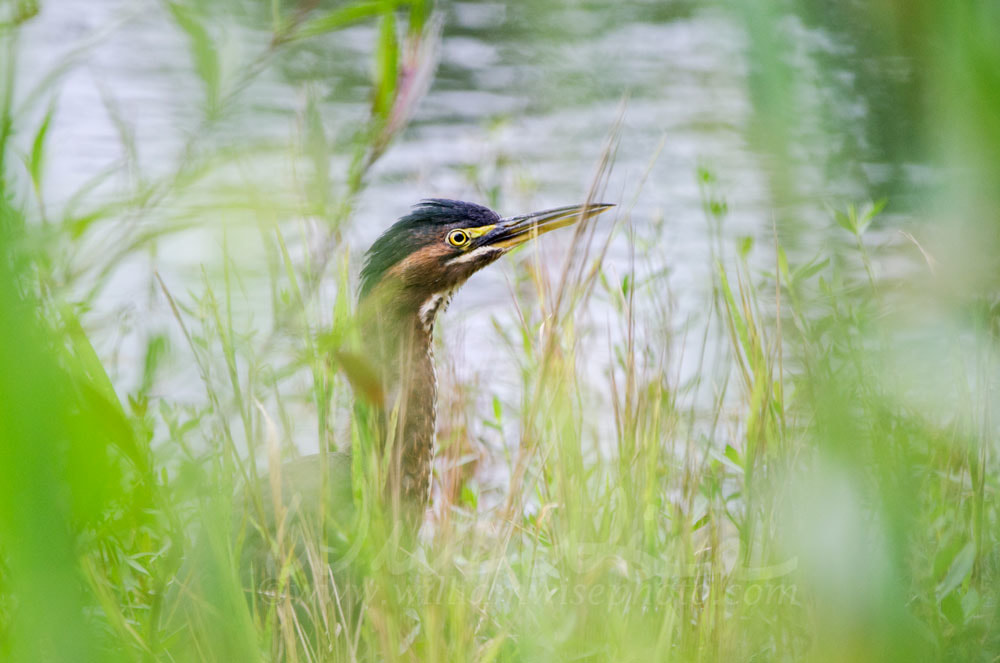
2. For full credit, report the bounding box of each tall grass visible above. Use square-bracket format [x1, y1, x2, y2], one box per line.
[1, 1, 998, 662]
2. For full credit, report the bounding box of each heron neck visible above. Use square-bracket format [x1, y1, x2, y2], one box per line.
[391, 313, 437, 505]
[360, 292, 451, 506]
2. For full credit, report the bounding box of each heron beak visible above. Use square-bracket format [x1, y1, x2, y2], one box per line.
[486, 202, 615, 249]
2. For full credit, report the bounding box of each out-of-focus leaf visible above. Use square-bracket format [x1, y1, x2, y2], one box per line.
[140, 333, 169, 396]
[168, 2, 221, 117]
[477, 634, 506, 663]
[777, 245, 790, 282]
[373, 8, 399, 121]
[793, 257, 828, 283]
[291, 1, 382, 41]
[28, 98, 55, 191]
[61, 305, 119, 406]
[936, 542, 975, 601]
[333, 349, 385, 408]
[460, 482, 478, 510]
[856, 198, 886, 235]
[833, 207, 855, 234]
[961, 587, 981, 622]
[723, 444, 744, 471]
[940, 592, 962, 625]
[717, 261, 749, 358]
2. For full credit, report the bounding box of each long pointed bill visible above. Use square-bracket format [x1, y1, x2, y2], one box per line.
[486, 202, 615, 249]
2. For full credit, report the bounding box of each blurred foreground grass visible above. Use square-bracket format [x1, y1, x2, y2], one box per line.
[1, 1, 999, 661]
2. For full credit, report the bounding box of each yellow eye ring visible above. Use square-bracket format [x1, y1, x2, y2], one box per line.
[447, 229, 470, 247]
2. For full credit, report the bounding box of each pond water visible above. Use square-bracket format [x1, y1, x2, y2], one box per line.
[16, 0, 901, 460]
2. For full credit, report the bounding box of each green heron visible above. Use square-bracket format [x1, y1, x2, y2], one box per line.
[357, 199, 614, 505]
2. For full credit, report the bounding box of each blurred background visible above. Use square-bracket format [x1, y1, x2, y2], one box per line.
[1, 0, 998, 661]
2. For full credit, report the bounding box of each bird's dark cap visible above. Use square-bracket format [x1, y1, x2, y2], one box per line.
[407, 199, 501, 227]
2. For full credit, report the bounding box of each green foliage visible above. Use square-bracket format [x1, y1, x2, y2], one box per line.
[1, 1, 999, 662]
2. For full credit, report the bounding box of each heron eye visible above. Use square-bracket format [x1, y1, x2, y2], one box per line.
[447, 230, 470, 247]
